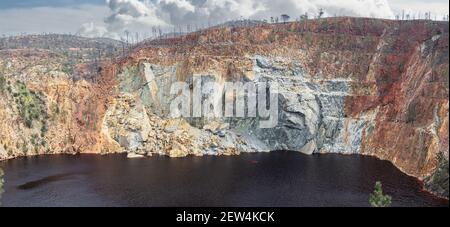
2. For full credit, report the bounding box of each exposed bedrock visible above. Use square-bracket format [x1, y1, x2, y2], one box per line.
[1, 18, 448, 198]
[106, 55, 371, 158]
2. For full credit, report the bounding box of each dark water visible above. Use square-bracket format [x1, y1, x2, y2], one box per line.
[0, 152, 448, 207]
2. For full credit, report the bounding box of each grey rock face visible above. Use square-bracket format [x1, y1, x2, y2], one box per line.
[110, 55, 372, 156]
[245, 55, 353, 154]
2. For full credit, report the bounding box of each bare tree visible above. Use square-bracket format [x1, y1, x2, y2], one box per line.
[151, 26, 156, 39]
[303, 12, 309, 31]
[119, 36, 125, 56]
[318, 8, 324, 19]
[125, 30, 130, 45]
[281, 14, 290, 24]
[300, 13, 309, 20]
[300, 13, 309, 32]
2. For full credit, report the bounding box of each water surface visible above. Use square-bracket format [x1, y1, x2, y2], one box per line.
[0, 152, 447, 207]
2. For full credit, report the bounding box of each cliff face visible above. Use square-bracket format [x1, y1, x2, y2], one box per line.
[0, 18, 448, 198]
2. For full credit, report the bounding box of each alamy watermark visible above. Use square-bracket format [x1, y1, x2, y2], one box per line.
[169, 76, 279, 128]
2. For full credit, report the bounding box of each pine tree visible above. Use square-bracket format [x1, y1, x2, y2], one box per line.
[369, 181, 392, 207]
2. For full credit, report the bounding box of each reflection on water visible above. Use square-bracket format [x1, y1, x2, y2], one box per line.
[0, 152, 448, 207]
[17, 172, 87, 190]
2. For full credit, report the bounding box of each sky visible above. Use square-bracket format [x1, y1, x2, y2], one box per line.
[0, 0, 448, 40]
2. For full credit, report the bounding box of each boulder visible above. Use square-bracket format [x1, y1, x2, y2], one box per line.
[127, 152, 145, 158]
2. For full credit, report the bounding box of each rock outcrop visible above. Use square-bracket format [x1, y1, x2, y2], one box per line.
[0, 18, 448, 198]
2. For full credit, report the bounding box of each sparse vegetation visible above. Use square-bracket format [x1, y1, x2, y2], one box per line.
[41, 123, 48, 137]
[13, 81, 46, 128]
[425, 153, 449, 198]
[434, 153, 449, 186]
[0, 34, 122, 54]
[50, 102, 60, 115]
[406, 102, 417, 123]
[61, 62, 74, 75]
[0, 74, 5, 91]
[21, 143, 28, 155]
[369, 181, 392, 207]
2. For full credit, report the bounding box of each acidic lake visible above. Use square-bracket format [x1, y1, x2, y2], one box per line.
[0, 152, 448, 207]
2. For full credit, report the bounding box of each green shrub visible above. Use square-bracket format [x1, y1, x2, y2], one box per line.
[21, 144, 28, 154]
[50, 103, 60, 115]
[41, 124, 48, 137]
[369, 181, 392, 207]
[0, 74, 5, 91]
[14, 81, 46, 128]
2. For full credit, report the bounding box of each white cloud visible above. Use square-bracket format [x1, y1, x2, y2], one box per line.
[77, 22, 109, 38]
[2, 0, 448, 40]
[77, 0, 395, 39]
[104, 0, 169, 32]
